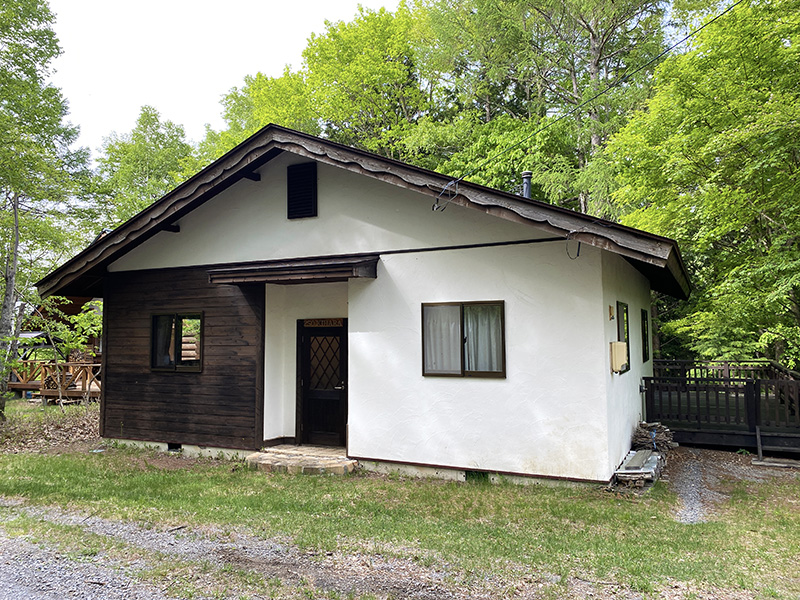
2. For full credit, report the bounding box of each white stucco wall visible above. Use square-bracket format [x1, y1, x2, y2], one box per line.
[109, 152, 544, 273]
[106, 151, 656, 482]
[601, 251, 654, 476]
[347, 243, 616, 482]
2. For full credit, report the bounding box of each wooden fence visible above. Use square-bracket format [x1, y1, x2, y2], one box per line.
[645, 360, 800, 453]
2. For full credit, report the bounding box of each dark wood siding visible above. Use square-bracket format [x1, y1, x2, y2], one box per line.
[101, 267, 264, 449]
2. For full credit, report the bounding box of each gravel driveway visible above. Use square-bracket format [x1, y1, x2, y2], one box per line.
[0, 529, 174, 600]
[664, 446, 796, 524]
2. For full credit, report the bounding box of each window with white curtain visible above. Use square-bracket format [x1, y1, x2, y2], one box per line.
[422, 301, 505, 377]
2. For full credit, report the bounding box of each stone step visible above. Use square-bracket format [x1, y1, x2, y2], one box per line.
[245, 445, 358, 475]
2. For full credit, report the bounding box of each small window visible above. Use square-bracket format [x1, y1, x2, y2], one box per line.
[287, 162, 317, 219]
[616, 301, 630, 373]
[422, 301, 505, 378]
[151, 313, 203, 372]
[641, 308, 650, 363]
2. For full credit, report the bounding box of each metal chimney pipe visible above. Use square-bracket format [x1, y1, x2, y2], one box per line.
[521, 171, 533, 199]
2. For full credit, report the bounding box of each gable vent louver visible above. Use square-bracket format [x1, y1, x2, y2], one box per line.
[287, 162, 318, 219]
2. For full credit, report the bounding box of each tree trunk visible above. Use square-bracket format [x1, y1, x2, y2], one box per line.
[587, 22, 603, 156]
[651, 301, 661, 358]
[0, 192, 21, 420]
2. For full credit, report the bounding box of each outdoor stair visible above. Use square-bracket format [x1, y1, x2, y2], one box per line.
[245, 445, 357, 475]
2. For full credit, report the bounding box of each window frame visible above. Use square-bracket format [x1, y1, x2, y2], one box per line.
[150, 312, 204, 373]
[616, 301, 630, 373]
[421, 301, 506, 378]
[641, 308, 650, 363]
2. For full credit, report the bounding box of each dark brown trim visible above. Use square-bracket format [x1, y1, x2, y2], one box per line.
[209, 255, 379, 285]
[295, 320, 303, 444]
[254, 285, 266, 449]
[150, 312, 204, 373]
[207, 238, 566, 287]
[616, 301, 631, 374]
[348, 455, 610, 485]
[261, 436, 295, 448]
[37, 144, 285, 298]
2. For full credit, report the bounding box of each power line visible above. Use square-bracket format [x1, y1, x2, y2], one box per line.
[434, 0, 749, 210]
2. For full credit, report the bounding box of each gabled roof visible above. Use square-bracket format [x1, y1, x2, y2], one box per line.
[37, 124, 690, 299]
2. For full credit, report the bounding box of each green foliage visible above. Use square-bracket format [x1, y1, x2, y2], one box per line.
[0, 0, 95, 421]
[197, 68, 320, 164]
[0, 0, 92, 264]
[607, 0, 800, 363]
[302, 6, 430, 158]
[97, 106, 194, 225]
[382, 0, 668, 216]
[27, 297, 103, 359]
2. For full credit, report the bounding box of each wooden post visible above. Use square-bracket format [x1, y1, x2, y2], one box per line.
[745, 379, 758, 433]
[643, 377, 654, 421]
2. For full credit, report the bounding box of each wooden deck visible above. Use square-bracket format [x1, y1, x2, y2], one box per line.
[8, 360, 101, 402]
[645, 361, 800, 453]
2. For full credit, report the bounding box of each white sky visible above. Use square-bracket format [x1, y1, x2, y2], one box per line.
[48, 0, 400, 158]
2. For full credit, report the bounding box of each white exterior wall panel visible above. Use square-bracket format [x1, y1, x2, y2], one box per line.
[103, 151, 652, 482]
[348, 244, 613, 482]
[601, 251, 654, 476]
[109, 154, 544, 273]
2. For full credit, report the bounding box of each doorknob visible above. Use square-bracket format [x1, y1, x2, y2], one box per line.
[334, 382, 346, 390]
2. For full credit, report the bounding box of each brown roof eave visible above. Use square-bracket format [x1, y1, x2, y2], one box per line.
[36, 124, 692, 301]
[36, 142, 287, 298]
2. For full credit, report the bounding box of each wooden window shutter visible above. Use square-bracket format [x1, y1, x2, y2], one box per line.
[287, 162, 317, 219]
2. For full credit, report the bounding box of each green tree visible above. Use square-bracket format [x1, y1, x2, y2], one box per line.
[0, 0, 93, 418]
[97, 106, 194, 225]
[302, 6, 431, 158]
[410, 0, 666, 211]
[197, 68, 319, 165]
[608, 0, 800, 365]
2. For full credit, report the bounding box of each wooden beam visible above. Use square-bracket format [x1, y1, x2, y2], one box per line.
[163, 224, 180, 233]
[208, 254, 380, 285]
[243, 172, 261, 182]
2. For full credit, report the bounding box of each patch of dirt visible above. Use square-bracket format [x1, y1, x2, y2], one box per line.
[0, 403, 100, 454]
[664, 446, 797, 523]
[124, 452, 209, 471]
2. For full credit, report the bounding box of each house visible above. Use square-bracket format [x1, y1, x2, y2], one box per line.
[37, 125, 690, 483]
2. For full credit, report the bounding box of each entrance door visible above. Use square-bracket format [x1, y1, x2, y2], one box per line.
[297, 319, 347, 446]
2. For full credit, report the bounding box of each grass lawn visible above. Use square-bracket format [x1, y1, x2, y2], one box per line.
[0, 398, 798, 598]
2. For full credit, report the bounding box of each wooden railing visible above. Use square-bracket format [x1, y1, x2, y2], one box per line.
[653, 359, 799, 381]
[645, 361, 800, 452]
[7, 360, 48, 391]
[8, 360, 101, 401]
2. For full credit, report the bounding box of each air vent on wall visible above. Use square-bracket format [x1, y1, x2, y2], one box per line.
[287, 162, 317, 219]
